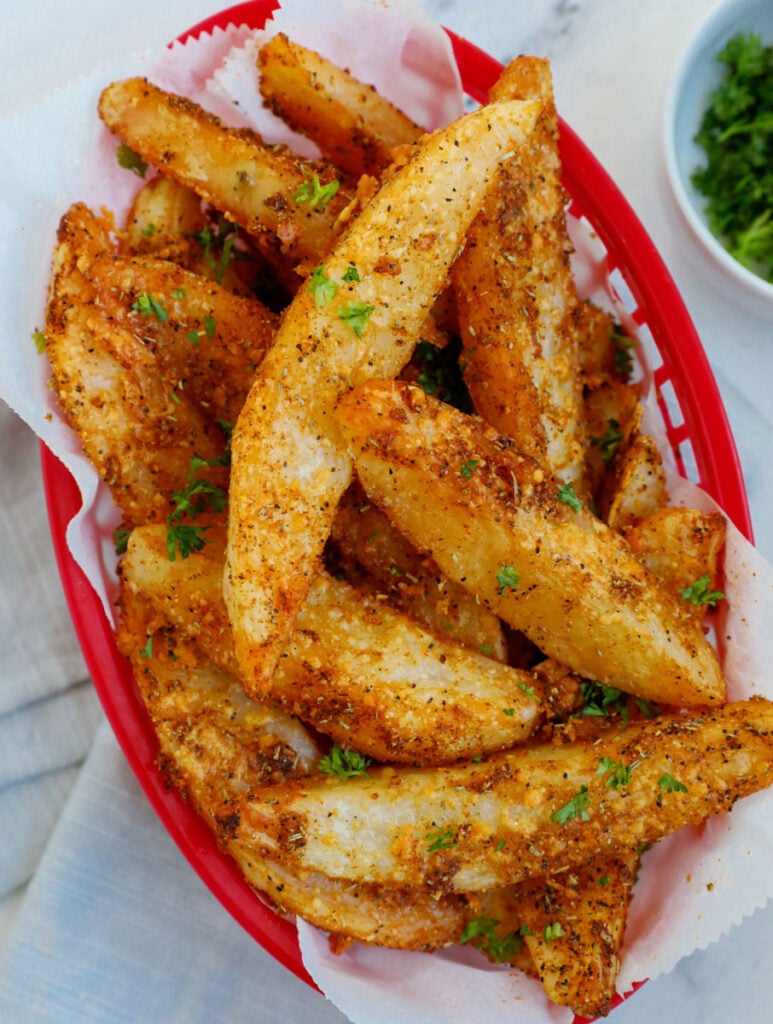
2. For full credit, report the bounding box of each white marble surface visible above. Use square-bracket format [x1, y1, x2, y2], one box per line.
[1, 1, 772, 1022]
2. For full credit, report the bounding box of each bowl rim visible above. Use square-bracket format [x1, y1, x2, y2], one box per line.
[663, 0, 773, 301]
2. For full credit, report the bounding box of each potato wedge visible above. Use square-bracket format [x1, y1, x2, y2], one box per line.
[330, 484, 508, 661]
[45, 203, 227, 525]
[98, 77, 353, 266]
[452, 57, 587, 489]
[258, 32, 422, 180]
[124, 525, 545, 765]
[87, 252, 278, 424]
[225, 98, 540, 692]
[334, 379, 725, 707]
[237, 698, 773, 892]
[117, 580, 470, 951]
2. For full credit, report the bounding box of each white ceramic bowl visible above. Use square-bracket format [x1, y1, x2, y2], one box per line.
[664, 0, 773, 302]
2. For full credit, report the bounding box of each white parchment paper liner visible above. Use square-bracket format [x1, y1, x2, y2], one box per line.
[1, 1, 772, 1021]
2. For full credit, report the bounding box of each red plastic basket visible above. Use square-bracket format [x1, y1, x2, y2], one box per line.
[41, 1, 753, 1019]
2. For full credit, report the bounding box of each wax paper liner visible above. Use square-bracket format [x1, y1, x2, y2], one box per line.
[1, 2, 772, 1022]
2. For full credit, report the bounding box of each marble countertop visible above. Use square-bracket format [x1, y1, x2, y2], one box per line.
[1, 1, 772, 1022]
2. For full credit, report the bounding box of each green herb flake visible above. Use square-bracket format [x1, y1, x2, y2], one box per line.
[191, 217, 239, 285]
[318, 746, 371, 780]
[171, 287, 186, 300]
[678, 573, 726, 608]
[293, 174, 340, 210]
[518, 681, 540, 702]
[337, 301, 375, 338]
[596, 756, 638, 789]
[502, 707, 516, 717]
[550, 785, 590, 825]
[342, 264, 361, 282]
[113, 527, 132, 556]
[204, 314, 217, 340]
[459, 917, 526, 963]
[557, 481, 582, 512]
[460, 458, 480, 480]
[657, 773, 688, 806]
[116, 143, 148, 178]
[591, 418, 624, 465]
[611, 327, 636, 381]
[131, 292, 168, 322]
[31, 329, 47, 353]
[139, 635, 153, 659]
[426, 827, 457, 853]
[165, 458, 227, 561]
[307, 264, 339, 307]
[543, 921, 565, 943]
[479, 643, 494, 656]
[577, 680, 630, 720]
[496, 565, 520, 595]
[141, 222, 157, 238]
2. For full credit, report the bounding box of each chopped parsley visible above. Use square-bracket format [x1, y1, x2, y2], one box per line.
[557, 481, 582, 512]
[166, 457, 227, 561]
[550, 785, 590, 825]
[307, 264, 339, 307]
[591, 418, 624, 465]
[678, 573, 726, 608]
[611, 327, 636, 381]
[413, 338, 472, 412]
[342, 264, 360, 282]
[318, 746, 371, 779]
[139, 635, 153, 658]
[596, 756, 638, 789]
[116, 143, 148, 178]
[337, 301, 375, 338]
[577, 680, 629, 719]
[518, 681, 539, 702]
[141, 222, 157, 238]
[460, 458, 480, 480]
[131, 292, 168, 322]
[113, 526, 132, 556]
[293, 173, 340, 210]
[543, 921, 565, 943]
[191, 217, 239, 285]
[425, 827, 457, 852]
[171, 287, 186, 300]
[495, 565, 520, 595]
[691, 33, 773, 282]
[31, 328, 47, 353]
[657, 773, 688, 805]
[460, 917, 529, 963]
[502, 707, 516, 717]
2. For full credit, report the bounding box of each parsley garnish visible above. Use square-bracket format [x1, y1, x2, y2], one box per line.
[611, 327, 636, 381]
[413, 338, 472, 412]
[577, 680, 629, 719]
[318, 746, 371, 779]
[543, 921, 565, 943]
[139, 636, 153, 658]
[31, 329, 47, 353]
[113, 526, 132, 556]
[691, 33, 773, 282]
[171, 287, 186, 300]
[191, 217, 239, 285]
[460, 917, 529, 963]
[338, 301, 375, 338]
[496, 565, 520, 595]
[426, 827, 457, 852]
[678, 573, 726, 607]
[657, 773, 688, 805]
[502, 707, 516, 717]
[342, 264, 360, 282]
[518, 681, 539, 702]
[308, 264, 339, 307]
[141, 223, 157, 238]
[166, 457, 227, 561]
[557, 481, 582, 512]
[116, 143, 148, 178]
[294, 174, 340, 210]
[131, 293, 168, 322]
[597, 756, 638, 789]
[460, 458, 479, 480]
[550, 785, 590, 825]
[591, 418, 624, 465]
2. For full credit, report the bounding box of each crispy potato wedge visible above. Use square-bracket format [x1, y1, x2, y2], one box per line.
[330, 484, 508, 661]
[624, 506, 727, 621]
[117, 580, 470, 951]
[225, 98, 540, 692]
[600, 429, 668, 530]
[45, 203, 226, 524]
[477, 851, 638, 1018]
[87, 252, 278, 424]
[124, 525, 545, 765]
[121, 173, 206, 260]
[99, 77, 353, 267]
[237, 698, 773, 892]
[258, 32, 422, 180]
[452, 57, 587, 489]
[334, 379, 725, 707]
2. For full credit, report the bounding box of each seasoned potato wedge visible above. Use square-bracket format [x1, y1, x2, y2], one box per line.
[124, 525, 545, 765]
[99, 77, 353, 267]
[225, 98, 540, 692]
[237, 698, 773, 892]
[258, 32, 422, 179]
[334, 379, 725, 707]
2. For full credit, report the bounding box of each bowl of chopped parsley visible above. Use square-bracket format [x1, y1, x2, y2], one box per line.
[664, 0, 773, 300]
